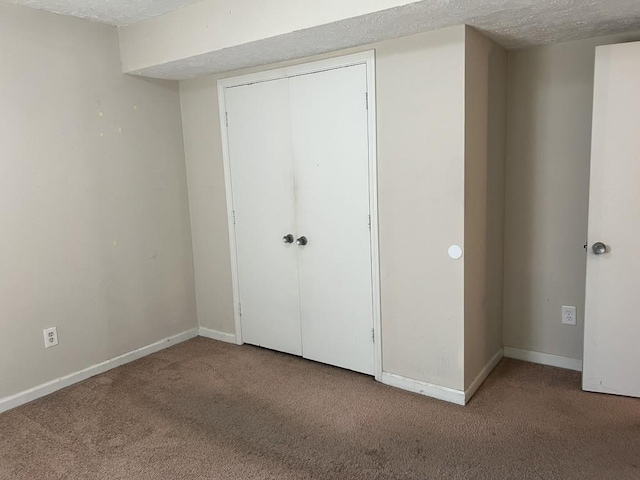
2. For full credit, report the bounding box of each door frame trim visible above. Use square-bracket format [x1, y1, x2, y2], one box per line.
[217, 51, 383, 380]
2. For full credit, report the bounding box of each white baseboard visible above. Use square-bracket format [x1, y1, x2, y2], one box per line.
[504, 346, 582, 372]
[380, 372, 466, 406]
[0, 328, 199, 415]
[198, 327, 237, 344]
[381, 349, 504, 406]
[464, 347, 504, 403]
[9, 328, 565, 415]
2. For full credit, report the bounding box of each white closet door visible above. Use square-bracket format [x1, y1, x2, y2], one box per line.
[225, 80, 302, 356]
[289, 65, 375, 375]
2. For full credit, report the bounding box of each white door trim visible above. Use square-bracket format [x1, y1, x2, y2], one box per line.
[217, 51, 382, 380]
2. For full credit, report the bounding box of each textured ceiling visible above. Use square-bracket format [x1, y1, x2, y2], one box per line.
[129, 0, 640, 80]
[5, 0, 640, 79]
[3, 0, 204, 25]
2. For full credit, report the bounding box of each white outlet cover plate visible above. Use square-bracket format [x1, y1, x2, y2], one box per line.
[562, 306, 577, 326]
[43, 327, 59, 348]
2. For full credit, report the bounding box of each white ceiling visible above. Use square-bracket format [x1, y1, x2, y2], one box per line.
[128, 0, 640, 80]
[3, 0, 204, 25]
[6, 0, 640, 45]
[5, 0, 640, 79]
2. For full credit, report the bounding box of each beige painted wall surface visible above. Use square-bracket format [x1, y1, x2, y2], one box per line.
[503, 31, 640, 361]
[463, 27, 507, 388]
[180, 27, 468, 390]
[376, 28, 466, 390]
[0, 4, 196, 399]
[179, 79, 236, 334]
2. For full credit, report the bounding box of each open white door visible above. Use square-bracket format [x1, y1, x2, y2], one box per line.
[583, 41, 640, 398]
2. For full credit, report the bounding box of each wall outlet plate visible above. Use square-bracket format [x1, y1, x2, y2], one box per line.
[43, 327, 59, 348]
[562, 306, 577, 326]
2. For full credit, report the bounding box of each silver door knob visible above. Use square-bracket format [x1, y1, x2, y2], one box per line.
[296, 236, 308, 246]
[283, 234, 294, 244]
[592, 242, 607, 255]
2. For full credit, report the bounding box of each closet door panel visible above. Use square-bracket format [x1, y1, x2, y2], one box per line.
[289, 65, 375, 374]
[225, 80, 302, 355]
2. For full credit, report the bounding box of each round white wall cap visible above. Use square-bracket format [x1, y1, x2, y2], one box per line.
[448, 245, 463, 260]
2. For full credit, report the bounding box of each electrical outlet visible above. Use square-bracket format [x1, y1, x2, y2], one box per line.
[43, 327, 59, 348]
[562, 306, 577, 326]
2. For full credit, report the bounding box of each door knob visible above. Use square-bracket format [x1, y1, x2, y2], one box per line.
[592, 242, 607, 255]
[283, 234, 294, 244]
[296, 236, 308, 246]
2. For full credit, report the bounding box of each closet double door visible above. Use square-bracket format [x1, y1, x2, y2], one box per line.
[223, 62, 375, 375]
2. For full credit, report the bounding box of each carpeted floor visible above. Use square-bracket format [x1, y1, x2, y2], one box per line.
[0, 338, 638, 479]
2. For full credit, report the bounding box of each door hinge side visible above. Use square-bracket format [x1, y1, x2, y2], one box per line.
[238, 302, 242, 316]
[371, 328, 375, 342]
[365, 92, 369, 110]
[232, 210, 236, 225]
[225, 112, 229, 127]
[368, 215, 371, 230]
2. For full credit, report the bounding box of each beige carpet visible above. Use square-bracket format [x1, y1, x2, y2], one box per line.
[0, 338, 638, 479]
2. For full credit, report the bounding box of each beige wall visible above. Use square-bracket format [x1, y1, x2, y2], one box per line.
[463, 27, 507, 388]
[4, 0, 638, 405]
[180, 26, 469, 390]
[180, 81, 236, 334]
[376, 28, 466, 390]
[503, 31, 640, 361]
[0, 4, 197, 399]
